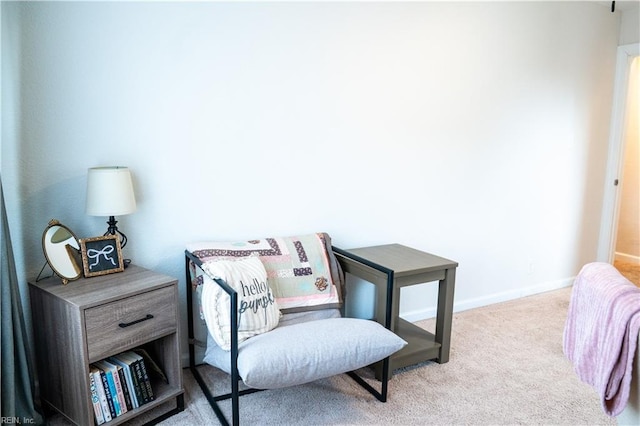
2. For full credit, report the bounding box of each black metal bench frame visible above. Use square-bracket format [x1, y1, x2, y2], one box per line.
[185, 247, 395, 426]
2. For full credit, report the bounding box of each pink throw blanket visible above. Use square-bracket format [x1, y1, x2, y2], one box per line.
[563, 262, 640, 416]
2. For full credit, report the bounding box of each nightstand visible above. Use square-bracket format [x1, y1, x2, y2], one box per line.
[29, 265, 184, 425]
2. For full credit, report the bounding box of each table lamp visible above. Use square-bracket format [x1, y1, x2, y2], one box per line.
[85, 166, 137, 248]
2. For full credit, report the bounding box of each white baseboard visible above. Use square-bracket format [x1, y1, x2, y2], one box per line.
[400, 277, 575, 323]
[615, 252, 640, 264]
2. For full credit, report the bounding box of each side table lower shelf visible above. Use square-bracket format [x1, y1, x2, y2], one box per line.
[375, 318, 441, 377]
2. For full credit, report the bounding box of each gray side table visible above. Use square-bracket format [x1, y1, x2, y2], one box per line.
[333, 244, 457, 379]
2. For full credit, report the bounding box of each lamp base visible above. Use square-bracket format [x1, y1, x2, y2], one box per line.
[104, 215, 128, 249]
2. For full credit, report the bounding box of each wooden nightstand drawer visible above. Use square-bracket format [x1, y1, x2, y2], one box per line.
[85, 285, 177, 362]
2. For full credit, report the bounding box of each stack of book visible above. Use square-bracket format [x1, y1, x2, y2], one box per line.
[89, 350, 155, 425]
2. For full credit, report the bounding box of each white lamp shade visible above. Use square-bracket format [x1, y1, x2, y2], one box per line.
[86, 166, 137, 216]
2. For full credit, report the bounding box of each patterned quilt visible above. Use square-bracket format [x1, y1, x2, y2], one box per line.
[188, 233, 343, 313]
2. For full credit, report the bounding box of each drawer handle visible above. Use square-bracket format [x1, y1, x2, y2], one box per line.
[119, 314, 154, 328]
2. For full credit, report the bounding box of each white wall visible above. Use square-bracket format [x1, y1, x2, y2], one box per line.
[615, 57, 640, 263]
[620, 4, 640, 45]
[1, 2, 621, 352]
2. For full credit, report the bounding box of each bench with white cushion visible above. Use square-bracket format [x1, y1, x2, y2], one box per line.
[185, 233, 407, 426]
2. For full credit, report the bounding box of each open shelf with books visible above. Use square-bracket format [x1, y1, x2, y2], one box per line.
[29, 265, 184, 425]
[90, 346, 168, 425]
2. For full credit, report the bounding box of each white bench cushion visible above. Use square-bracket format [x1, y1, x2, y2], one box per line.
[204, 317, 407, 389]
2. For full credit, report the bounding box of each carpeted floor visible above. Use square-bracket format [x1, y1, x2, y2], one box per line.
[47, 286, 620, 425]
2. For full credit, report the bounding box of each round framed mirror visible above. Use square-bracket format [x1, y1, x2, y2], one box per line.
[42, 219, 82, 284]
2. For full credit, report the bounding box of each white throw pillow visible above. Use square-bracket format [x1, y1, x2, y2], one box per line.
[201, 256, 280, 351]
